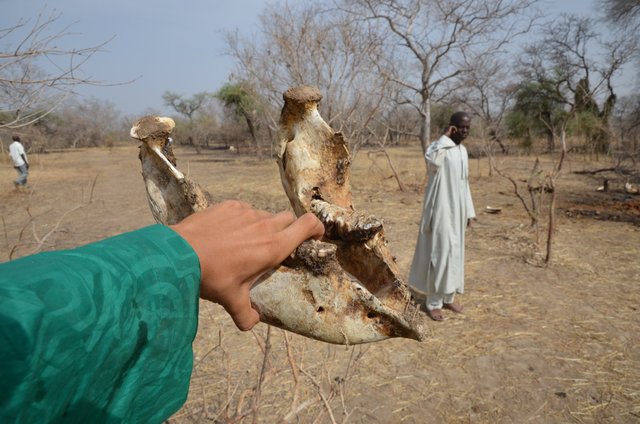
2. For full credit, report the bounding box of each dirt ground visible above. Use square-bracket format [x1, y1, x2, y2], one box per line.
[1, 143, 638, 423]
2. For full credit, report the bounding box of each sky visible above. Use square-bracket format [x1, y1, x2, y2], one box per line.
[2, 0, 269, 116]
[2, 0, 634, 117]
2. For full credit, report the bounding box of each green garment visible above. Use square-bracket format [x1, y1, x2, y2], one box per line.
[0, 225, 201, 423]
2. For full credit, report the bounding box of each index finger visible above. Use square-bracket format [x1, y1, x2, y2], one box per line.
[273, 212, 325, 263]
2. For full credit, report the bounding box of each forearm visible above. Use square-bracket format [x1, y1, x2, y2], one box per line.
[0, 225, 200, 422]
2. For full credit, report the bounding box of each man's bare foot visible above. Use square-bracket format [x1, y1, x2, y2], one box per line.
[443, 302, 464, 313]
[427, 308, 444, 321]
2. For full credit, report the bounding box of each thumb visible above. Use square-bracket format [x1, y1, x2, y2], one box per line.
[223, 287, 260, 331]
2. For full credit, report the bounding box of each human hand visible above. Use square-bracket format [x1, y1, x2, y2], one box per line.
[445, 125, 457, 138]
[171, 200, 325, 331]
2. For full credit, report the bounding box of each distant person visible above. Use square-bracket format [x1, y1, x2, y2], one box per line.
[9, 135, 29, 187]
[408, 112, 476, 321]
[0, 200, 324, 422]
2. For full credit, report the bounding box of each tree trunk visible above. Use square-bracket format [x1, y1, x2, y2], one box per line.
[546, 129, 555, 152]
[242, 111, 257, 146]
[544, 127, 567, 265]
[241, 111, 261, 159]
[419, 96, 431, 159]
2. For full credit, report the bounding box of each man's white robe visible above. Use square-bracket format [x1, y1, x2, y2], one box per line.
[408, 135, 475, 296]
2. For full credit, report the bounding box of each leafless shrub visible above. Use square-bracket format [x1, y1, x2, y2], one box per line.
[5, 175, 98, 260]
[1, 6, 122, 129]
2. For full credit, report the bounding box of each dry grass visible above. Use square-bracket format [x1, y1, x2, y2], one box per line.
[1, 144, 638, 423]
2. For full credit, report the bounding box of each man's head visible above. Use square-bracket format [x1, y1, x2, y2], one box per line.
[448, 111, 471, 144]
[12, 135, 21, 142]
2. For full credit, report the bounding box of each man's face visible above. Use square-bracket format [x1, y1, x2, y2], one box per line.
[451, 117, 471, 144]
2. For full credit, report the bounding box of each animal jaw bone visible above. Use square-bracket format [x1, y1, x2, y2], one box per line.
[277, 86, 416, 315]
[130, 91, 426, 345]
[131, 116, 185, 182]
[131, 116, 210, 224]
[253, 239, 422, 343]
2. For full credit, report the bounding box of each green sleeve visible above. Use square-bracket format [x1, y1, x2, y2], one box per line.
[0, 224, 201, 423]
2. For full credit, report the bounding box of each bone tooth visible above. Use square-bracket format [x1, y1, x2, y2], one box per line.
[151, 146, 185, 181]
[316, 249, 329, 258]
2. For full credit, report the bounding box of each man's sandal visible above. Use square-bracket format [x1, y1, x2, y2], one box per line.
[443, 302, 464, 313]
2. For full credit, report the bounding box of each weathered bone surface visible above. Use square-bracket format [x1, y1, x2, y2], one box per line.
[130, 91, 426, 345]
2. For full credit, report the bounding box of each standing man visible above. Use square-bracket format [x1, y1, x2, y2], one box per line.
[9, 135, 29, 187]
[409, 111, 476, 321]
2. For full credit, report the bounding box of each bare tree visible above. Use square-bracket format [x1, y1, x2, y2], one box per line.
[601, 0, 640, 32]
[162, 91, 212, 122]
[497, 13, 636, 265]
[0, 6, 114, 129]
[455, 54, 515, 160]
[339, 0, 542, 158]
[600, 0, 640, 85]
[516, 14, 637, 153]
[223, 2, 390, 153]
[55, 97, 122, 149]
[162, 91, 214, 148]
[613, 93, 640, 152]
